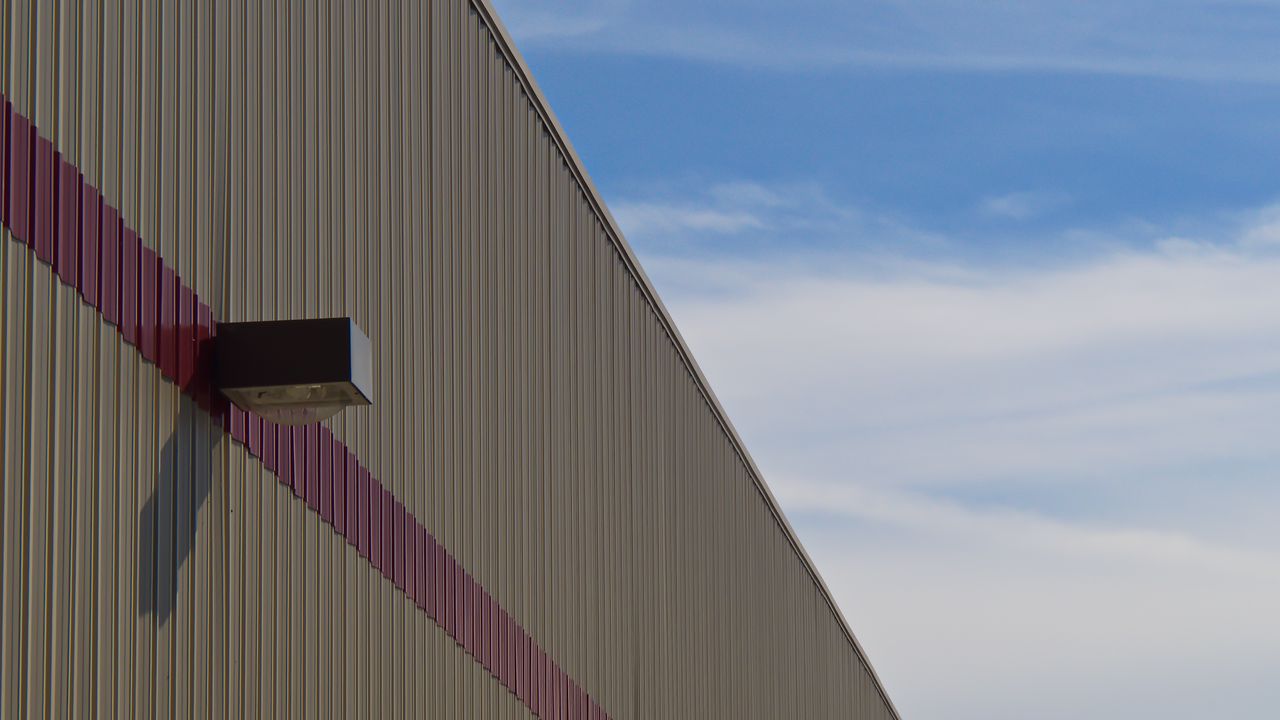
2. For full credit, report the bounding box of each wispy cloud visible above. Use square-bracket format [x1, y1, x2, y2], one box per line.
[980, 191, 1071, 220]
[657, 209, 1280, 494]
[805, 500, 1280, 720]
[621, 182, 1280, 718]
[612, 201, 764, 237]
[493, 0, 1280, 82]
[493, 0, 624, 40]
[1239, 204, 1280, 247]
[610, 180, 946, 260]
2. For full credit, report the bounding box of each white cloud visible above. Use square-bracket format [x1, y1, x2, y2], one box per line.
[609, 180, 944, 260]
[625, 184, 1280, 719]
[661, 238, 1280, 490]
[492, 0, 626, 40]
[809, 520, 1280, 720]
[779, 481, 1277, 577]
[981, 191, 1071, 220]
[1239, 204, 1280, 247]
[612, 201, 765, 237]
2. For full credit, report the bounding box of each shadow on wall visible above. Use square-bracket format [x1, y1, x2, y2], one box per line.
[137, 396, 223, 625]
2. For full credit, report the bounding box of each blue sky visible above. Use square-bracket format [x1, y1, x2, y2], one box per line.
[493, 2, 1280, 718]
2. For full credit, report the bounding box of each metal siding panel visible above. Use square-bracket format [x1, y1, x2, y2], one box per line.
[468, 573, 479, 658]
[177, 285, 194, 391]
[533, 646, 546, 716]
[369, 478, 380, 567]
[247, 413, 263, 460]
[32, 135, 55, 262]
[305, 424, 319, 510]
[290, 426, 305, 498]
[78, 182, 100, 308]
[357, 466, 370, 558]
[483, 591, 495, 674]
[518, 630, 530, 707]
[195, 300, 214, 413]
[333, 442, 347, 537]
[319, 427, 333, 524]
[1, 100, 8, 227]
[400, 506, 410, 595]
[7, 113, 32, 242]
[427, 533, 440, 621]
[401, 507, 413, 596]
[277, 423, 294, 488]
[382, 490, 394, 580]
[441, 550, 455, 640]
[416, 526, 428, 610]
[55, 159, 78, 284]
[395, 502, 407, 592]
[158, 263, 176, 380]
[263, 420, 278, 474]
[229, 405, 246, 445]
[345, 455, 359, 545]
[284, 423, 300, 490]
[459, 570, 472, 653]
[99, 206, 119, 324]
[478, 591, 489, 673]
[498, 607, 511, 688]
[118, 227, 138, 345]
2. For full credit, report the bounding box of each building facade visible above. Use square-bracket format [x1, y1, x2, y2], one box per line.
[0, 1, 900, 717]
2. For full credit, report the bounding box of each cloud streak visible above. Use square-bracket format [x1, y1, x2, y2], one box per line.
[612, 201, 764, 237]
[493, 0, 1280, 83]
[609, 180, 947, 261]
[981, 191, 1071, 220]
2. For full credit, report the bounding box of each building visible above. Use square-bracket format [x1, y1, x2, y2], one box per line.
[0, 1, 900, 717]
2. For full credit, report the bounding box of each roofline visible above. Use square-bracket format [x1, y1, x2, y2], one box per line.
[468, 2, 902, 717]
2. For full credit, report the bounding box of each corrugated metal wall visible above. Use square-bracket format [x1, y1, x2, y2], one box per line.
[0, 1, 900, 718]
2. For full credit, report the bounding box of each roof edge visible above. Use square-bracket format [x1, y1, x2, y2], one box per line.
[467, 2, 902, 717]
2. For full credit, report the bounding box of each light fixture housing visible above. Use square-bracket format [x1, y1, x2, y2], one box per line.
[215, 317, 373, 426]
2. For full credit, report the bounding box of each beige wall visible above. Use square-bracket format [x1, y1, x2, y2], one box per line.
[0, 1, 898, 718]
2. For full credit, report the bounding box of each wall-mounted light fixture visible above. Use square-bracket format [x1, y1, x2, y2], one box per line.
[215, 317, 373, 426]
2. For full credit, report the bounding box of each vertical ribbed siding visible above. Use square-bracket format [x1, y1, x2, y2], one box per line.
[1, 1, 899, 718]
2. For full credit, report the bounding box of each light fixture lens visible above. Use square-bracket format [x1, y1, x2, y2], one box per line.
[221, 380, 369, 426]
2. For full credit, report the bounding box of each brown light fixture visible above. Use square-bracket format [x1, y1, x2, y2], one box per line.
[215, 317, 372, 426]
